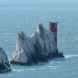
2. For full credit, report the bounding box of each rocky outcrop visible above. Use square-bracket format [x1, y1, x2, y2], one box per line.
[32, 24, 63, 61]
[11, 24, 64, 65]
[0, 47, 11, 73]
[48, 22, 64, 59]
[10, 32, 35, 65]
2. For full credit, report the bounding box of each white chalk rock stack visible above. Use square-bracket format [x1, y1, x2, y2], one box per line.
[11, 23, 64, 65]
[0, 47, 11, 73]
[11, 32, 35, 65]
[32, 24, 57, 61]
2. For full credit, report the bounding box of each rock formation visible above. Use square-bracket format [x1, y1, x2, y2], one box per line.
[10, 32, 35, 65]
[48, 22, 64, 59]
[11, 23, 64, 65]
[0, 47, 11, 73]
[32, 23, 64, 60]
[32, 24, 59, 61]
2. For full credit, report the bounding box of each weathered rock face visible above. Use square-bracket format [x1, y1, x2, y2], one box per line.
[32, 24, 57, 61]
[11, 24, 64, 65]
[48, 22, 64, 59]
[11, 32, 35, 65]
[0, 47, 11, 73]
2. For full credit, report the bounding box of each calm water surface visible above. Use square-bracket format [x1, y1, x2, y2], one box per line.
[0, 0, 78, 78]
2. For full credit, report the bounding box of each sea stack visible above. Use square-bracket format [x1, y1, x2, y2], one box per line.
[48, 22, 64, 59]
[32, 24, 59, 62]
[0, 47, 11, 73]
[10, 32, 35, 65]
[11, 22, 64, 65]
[32, 24, 49, 62]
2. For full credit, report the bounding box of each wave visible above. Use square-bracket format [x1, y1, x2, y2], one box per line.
[65, 54, 78, 59]
[12, 65, 57, 72]
[12, 68, 36, 72]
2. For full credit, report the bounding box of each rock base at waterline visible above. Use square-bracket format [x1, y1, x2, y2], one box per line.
[10, 56, 48, 65]
[10, 60, 30, 65]
[10, 52, 64, 65]
[0, 47, 11, 73]
[0, 63, 11, 73]
[48, 52, 64, 60]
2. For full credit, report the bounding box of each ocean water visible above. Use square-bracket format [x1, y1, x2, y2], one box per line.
[0, 0, 78, 78]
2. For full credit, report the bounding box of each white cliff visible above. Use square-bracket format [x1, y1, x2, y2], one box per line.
[11, 24, 64, 65]
[11, 32, 35, 64]
[31, 24, 57, 61]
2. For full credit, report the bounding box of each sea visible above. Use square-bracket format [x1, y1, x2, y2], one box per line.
[0, 0, 78, 78]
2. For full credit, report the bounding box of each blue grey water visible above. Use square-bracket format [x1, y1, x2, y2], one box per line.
[0, 0, 78, 78]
